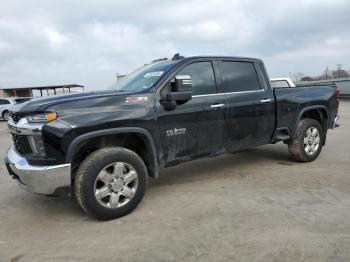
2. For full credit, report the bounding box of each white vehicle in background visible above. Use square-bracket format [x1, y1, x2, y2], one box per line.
[270, 78, 296, 88]
[0, 98, 32, 120]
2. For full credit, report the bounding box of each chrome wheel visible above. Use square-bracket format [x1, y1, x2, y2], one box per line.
[303, 127, 320, 156]
[94, 162, 138, 209]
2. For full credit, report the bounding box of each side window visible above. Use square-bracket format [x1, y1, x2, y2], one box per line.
[221, 61, 261, 92]
[0, 99, 10, 105]
[178, 62, 217, 96]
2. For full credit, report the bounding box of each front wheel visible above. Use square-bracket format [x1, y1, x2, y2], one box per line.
[74, 147, 148, 220]
[2, 111, 9, 121]
[288, 118, 324, 162]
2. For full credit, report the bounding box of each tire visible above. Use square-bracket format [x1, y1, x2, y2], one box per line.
[2, 111, 9, 121]
[288, 118, 324, 162]
[74, 147, 148, 220]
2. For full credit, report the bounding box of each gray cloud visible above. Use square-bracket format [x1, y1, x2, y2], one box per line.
[0, 0, 349, 90]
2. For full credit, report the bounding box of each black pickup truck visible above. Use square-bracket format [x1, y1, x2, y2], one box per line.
[5, 55, 340, 220]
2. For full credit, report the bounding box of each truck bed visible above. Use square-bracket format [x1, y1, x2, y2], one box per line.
[273, 85, 338, 140]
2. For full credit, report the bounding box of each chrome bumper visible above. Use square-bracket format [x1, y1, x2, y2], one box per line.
[5, 146, 71, 195]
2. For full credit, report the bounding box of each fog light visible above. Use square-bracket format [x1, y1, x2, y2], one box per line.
[27, 136, 46, 156]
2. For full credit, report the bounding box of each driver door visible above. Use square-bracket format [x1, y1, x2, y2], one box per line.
[156, 59, 227, 166]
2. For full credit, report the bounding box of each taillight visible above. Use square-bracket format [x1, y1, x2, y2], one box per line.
[336, 86, 340, 108]
[336, 87, 340, 98]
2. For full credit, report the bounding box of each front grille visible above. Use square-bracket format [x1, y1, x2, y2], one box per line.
[11, 134, 32, 155]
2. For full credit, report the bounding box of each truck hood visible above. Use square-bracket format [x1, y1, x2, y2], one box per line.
[10, 90, 134, 114]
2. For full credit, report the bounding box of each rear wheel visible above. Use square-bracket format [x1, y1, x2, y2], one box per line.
[74, 147, 148, 220]
[288, 118, 324, 162]
[2, 111, 9, 121]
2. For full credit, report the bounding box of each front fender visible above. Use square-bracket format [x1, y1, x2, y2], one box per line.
[66, 127, 159, 178]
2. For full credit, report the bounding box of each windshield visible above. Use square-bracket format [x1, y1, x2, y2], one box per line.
[270, 80, 290, 88]
[110, 60, 177, 92]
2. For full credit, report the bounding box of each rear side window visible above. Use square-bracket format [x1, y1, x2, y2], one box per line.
[270, 80, 290, 88]
[0, 99, 10, 105]
[178, 62, 217, 96]
[221, 61, 261, 92]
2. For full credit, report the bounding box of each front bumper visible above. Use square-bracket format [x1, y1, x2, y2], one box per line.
[5, 146, 71, 195]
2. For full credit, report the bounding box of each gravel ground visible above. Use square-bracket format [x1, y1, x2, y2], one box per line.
[0, 101, 349, 262]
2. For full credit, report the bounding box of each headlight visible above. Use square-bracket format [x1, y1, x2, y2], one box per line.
[26, 112, 58, 123]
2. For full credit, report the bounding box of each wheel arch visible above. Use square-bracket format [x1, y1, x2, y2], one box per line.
[2, 109, 9, 118]
[66, 127, 159, 178]
[295, 105, 329, 144]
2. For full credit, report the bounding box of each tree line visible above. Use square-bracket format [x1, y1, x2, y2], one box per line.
[292, 65, 350, 83]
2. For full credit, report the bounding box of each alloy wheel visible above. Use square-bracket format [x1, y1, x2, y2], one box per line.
[94, 162, 138, 209]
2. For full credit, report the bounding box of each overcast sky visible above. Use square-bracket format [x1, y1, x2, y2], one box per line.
[0, 0, 349, 90]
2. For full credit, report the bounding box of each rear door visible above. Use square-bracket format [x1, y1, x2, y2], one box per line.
[219, 59, 275, 151]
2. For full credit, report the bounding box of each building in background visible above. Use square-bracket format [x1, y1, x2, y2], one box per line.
[0, 84, 84, 98]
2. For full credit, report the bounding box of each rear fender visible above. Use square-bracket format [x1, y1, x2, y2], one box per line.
[294, 105, 329, 143]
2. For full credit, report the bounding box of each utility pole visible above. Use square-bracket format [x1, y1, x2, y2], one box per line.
[336, 64, 342, 79]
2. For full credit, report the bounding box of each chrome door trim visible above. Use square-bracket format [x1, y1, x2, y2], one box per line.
[192, 89, 265, 98]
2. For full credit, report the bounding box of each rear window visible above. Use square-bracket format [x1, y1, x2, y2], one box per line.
[270, 80, 290, 88]
[221, 61, 261, 92]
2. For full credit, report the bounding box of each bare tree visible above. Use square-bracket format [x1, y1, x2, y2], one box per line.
[332, 66, 349, 79]
[292, 72, 305, 83]
[301, 76, 314, 82]
[292, 65, 350, 82]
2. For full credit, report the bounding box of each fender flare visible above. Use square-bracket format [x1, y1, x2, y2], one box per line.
[66, 127, 159, 178]
[294, 105, 329, 139]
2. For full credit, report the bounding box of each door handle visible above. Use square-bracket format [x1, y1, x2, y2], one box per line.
[210, 103, 225, 108]
[260, 98, 272, 103]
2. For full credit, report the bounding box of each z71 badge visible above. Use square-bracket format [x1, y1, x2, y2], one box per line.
[166, 127, 186, 137]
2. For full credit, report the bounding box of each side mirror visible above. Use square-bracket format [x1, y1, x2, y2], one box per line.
[162, 75, 192, 111]
[174, 75, 192, 92]
[166, 91, 192, 102]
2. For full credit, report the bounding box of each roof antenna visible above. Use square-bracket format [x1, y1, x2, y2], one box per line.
[171, 53, 185, 60]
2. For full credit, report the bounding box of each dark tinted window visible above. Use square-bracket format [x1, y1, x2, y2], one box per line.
[222, 61, 261, 92]
[270, 80, 290, 88]
[0, 99, 10, 105]
[178, 62, 216, 95]
[14, 98, 31, 103]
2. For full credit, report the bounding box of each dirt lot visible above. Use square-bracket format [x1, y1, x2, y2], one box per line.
[0, 101, 349, 262]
